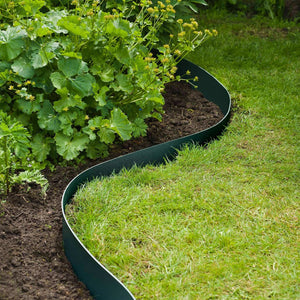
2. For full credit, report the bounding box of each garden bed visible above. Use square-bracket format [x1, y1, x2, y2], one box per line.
[0, 80, 224, 299]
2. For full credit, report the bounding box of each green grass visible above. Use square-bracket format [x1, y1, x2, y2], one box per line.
[66, 10, 300, 300]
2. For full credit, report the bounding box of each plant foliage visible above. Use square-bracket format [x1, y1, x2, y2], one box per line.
[0, 111, 48, 196]
[0, 0, 214, 161]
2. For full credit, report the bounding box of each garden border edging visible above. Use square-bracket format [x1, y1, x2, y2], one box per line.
[62, 59, 231, 300]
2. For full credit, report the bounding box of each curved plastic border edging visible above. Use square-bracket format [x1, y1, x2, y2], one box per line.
[62, 59, 231, 300]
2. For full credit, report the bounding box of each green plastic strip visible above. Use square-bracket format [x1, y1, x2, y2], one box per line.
[62, 59, 231, 300]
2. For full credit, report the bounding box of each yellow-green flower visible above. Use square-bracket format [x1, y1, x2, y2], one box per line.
[147, 7, 154, 14]
[174, 49, 181, 56]
[192, 21, 198, 28]
[171, 66, 178, 74]
[87, 10, 94, 16]
[158, 1, 165, 8]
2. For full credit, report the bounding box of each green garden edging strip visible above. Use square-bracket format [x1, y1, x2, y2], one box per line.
[62, 59, 231, 300]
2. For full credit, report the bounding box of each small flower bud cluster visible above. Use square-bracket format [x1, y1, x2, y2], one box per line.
[7, 78, 36, 102]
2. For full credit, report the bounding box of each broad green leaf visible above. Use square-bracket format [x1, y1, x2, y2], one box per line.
[69, 73, 94, 97]
[88, 116, 103, 129]
[95, 86, 109, 106]
[114, 47, 131, 64]
[59, 123, 75, 136]
[132, 118, 148, 137]
[31, 50, 55, 69]
[58, 111, 78, 136]
[32, 133, 52, 162]
[86, 117, 115, 144]
[105, 19, 130, 38]
[99, 67, 114, 82]
[110, 108, 132, 141]
[33, 68, 54, 93]
[16, 98, 41, 114]
[31, 42, 59, 69]
[14, 142, 30, 158]
[41, 11, 68, 34]
[23, 0, 46, 14]
[37, 100, 61, 132]
[82, 126, 96, 141]
[55, 132, 89, 160]
[147, 89, 165, 104]
[57, 16, 90, 38]
[54, 95, 86, 112]
[0, 61, 10, 72]
[58, 57, 88, 78]
[35, 26, 53, 37]
[98, 126, 115, 144]
[58, 110, 78, 124]
[54, 88, 86, 112]
[86, 140, 108, 159]
[73, 110, 87, 127]
[0, 26, 27, 61]
[11, 56, 34, 78]
[50, 71, 66, 89]
[115, 73, 133, 93]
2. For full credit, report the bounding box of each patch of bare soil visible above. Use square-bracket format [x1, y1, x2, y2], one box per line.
[0, 81, 223, 300]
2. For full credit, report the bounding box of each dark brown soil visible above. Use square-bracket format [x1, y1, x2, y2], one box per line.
[0, 81, 224, 300]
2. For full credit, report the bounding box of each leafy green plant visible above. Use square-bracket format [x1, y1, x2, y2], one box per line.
[0, 0, 214, 162]
[0, 111, 48, 196]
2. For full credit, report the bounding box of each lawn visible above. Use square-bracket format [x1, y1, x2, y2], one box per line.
[66, 10, 300, 300]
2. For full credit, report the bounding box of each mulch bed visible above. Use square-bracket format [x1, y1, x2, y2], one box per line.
[0, 81, 224, 300]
